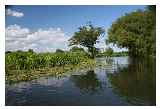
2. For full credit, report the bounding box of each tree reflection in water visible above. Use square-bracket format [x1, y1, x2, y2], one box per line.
[107, 57, 156, 105]
[70, 70, 102, 94]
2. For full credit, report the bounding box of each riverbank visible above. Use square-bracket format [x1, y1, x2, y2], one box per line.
[6, 59, 96, 84]
[6, 51, 97, 84]
[96, 51, 128, 57]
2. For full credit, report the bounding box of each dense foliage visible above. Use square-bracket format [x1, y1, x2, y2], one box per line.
[6, 50, 90, 71]
[107, 6, 156, 57]
[70, 46, 85, 52]
[56, 49, 65, 53]
[69, 23, 105, 58]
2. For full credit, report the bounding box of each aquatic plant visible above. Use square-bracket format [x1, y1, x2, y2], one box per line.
[6, 51, 89, 70]
[6, 51, 96, 83]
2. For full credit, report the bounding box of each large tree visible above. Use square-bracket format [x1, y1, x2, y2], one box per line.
[55, 49, 64, 53]
[69, 23, 104, 58]
[107, 5, 156, 57]
[70, 46, 85, 52]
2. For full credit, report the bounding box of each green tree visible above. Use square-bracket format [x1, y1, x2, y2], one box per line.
[107, 5, 155, 57]
[69, 23, 104, 58]
[5, 51, 12, 54]
[28, 49, 34, 53]
[146, 5, 156, 56]
[56, 49, 64, 53]
[105, 47, 113, 57]
[70, 46, 85, 52]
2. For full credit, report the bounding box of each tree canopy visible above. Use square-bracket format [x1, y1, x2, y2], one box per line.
[107, 5, 156, 57]
[70, 46, 85, 52]
[69, 23, 105, 58]
[56, 49, 64, 53]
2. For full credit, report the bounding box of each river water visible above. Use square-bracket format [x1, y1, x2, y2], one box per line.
[5, 57, 156, 106]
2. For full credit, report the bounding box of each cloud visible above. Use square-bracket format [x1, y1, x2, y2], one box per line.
[95, 36, 107, 52]
[6, 24, 70, 52]
[109, 43, 128, 52]
[95, 36, 128, 52]
[6, 9, 24, 18]
[6, 24, 30, 39]
[6, 25, 127, 53]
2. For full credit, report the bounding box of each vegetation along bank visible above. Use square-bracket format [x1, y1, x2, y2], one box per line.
[6, 50, 96, 84]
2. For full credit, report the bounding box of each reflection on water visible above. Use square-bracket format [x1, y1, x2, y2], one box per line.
[5, 57, 156, 106]
[107, 57, 156, 105]
[70, 70, 102, 94]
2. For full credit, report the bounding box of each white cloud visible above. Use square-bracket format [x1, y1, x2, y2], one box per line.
[95, 36, 128, 52]
[109, 43, 128, 52]
[95, 36, 107, 52]
[6, 24, 30, 39]
[6, 9, 24, 18]
[6, 24, 70, 52]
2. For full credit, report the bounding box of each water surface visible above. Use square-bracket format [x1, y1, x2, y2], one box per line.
[6, 57, 156, 106]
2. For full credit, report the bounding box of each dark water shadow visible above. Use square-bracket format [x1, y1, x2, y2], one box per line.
[70, 70, 102, 95]
[107, 57, 156, 105]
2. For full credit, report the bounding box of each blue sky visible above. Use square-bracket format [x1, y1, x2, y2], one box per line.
[6, 5, 146, 52]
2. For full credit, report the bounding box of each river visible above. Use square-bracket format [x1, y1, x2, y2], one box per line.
[5, 56, 156, 106]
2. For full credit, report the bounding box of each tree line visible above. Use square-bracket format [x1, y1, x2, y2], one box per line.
[69, 5, 156, 58]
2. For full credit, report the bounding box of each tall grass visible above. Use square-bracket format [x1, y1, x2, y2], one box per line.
[6, 51, 90, 71]
[6, 51, 96, 83]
